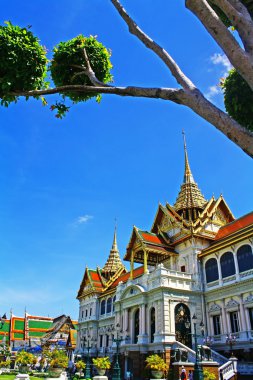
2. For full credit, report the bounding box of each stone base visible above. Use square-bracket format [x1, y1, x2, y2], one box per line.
[15, 375, 30, 380]
[93, 377, 108, 380]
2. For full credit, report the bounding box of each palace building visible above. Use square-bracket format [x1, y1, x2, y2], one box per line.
[76, 139, 253, 378]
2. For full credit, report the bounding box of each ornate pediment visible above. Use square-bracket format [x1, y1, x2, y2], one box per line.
[226, 299, 239, 309]
[244, 294, 253, 304]
[160, 215, 183, 238]
[209, 304, 221, 313]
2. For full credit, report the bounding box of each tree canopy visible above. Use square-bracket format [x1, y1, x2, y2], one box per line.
[0, 0, 253, 157]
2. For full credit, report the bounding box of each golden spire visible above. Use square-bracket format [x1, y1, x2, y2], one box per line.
[183, 130, 195, 184]
[102, 224, 124, 280]
[174, 132, 206, 220]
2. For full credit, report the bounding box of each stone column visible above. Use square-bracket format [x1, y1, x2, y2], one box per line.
[217, 256, 222, 286]
[233, 251, 240, 281]
[239, 295, 247, 339]
[221, 299, 228, 334]
[138, 304, 148, 344]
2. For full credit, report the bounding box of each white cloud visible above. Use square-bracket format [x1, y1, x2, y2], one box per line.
[205, 85, 221, 101]
[204, 53, 233, 101]
[76, 214, 93, 224]
[210, 53, 233, 76]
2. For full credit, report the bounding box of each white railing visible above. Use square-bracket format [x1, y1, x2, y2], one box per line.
[219, 361, 234, 380]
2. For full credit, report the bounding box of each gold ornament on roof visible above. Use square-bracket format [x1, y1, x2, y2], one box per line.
[174, 132, 206, 220]
[102, 226, 124, 280]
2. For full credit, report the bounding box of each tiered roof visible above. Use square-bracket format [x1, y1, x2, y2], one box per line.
[199, 211, 253, 257]
[174, 133, 207, 219]
[124, 227, 176, 263]
[124, 135, 235, 266]
[102, 227, 125, 279]
[77, 228, 126, 299]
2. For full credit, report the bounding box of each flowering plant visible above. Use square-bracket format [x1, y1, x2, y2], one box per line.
[75, 360, 86, 371]
[145, 354, 168, 371]
[92, 357, 111, 370]
[47, 349, 68, 368]
[15, 350, 35, 366]
[0, 359, 11, 368]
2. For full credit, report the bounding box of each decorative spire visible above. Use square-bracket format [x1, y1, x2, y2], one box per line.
[102, 224, 124, 280]
[174, 132, 206, 220]
[183, 130, 195, 184]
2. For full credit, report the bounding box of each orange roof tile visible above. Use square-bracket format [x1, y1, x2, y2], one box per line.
[141, 232, 163, 244]
[110, 266, 144, 288]
[215, 212, 253, 240]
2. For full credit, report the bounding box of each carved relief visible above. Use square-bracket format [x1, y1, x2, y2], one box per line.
[244, 294, 253, 304]
[209, 304, 221, 313]
[226, 299, 239, 309]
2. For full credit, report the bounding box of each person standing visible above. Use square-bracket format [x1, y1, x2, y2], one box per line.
[180, 366, 187, 380]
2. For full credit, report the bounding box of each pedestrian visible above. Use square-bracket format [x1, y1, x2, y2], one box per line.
[180, 366, 187, 380]
[188, 370, 193, 380]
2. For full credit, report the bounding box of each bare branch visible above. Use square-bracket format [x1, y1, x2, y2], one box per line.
[8, 83, 253, 157]
[9, 84, 184, 102]
[81, 48, 111, 87]
[186, 0, 253, 91]
[110, 0, 196, 90]
[212, 0, 253, 55]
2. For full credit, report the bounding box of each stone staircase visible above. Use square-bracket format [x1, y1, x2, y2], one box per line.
[171, 341, 238, 379]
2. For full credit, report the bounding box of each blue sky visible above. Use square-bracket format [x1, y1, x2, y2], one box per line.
[0, 0, 252, 320]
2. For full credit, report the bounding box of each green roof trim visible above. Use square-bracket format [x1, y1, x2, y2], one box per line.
[29, 331, 46, 337]
[13, 332, 24, 339]
[14, 320, 25, 330]
[28, 320, 52, 329]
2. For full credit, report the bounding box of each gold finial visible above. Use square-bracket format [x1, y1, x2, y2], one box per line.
[182, 130, 194, 184]
[112, 220, 118, 251]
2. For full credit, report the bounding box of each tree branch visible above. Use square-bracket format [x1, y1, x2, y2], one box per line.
[212, 0, 253, 55]
[81, 48, 111, 87]
[110, 0, 196, 90]
[186, 0, 253, 91]
[8, 83, 253, 158]
[9, 85, 184, 102]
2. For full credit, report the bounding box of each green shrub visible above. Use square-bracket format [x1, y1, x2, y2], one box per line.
[50, 35, 112, 102]
[0, 21, 47, 105]
[222, 69, 253, 132]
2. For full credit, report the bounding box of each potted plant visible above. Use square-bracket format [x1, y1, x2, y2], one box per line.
[145, 354, 168, 379]
[0, 359, 11, 369]
[92, 356, 111, 376]
[47, 348, 68, 378]
[75, 360, 86, 378]
[15, 350, 35, 373]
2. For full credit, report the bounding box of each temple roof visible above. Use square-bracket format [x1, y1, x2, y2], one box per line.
[124, 226, 176, 264]
[174, 133, 207, 217]
[199, 211, 253, 257]
[214, 211, 253, 240]
[101, 227, 125, 278]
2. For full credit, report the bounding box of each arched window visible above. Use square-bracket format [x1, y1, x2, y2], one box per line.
[205, 258, 219, 283]
[134, 309, 140, 344]
[220, 252, 235, 278]
[101, 300, 106, 315]
[106, 297, 112, 314]
[150, 308, 155, 343]
[237, 245, 253, 273]
[112, 295, 116, 312]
